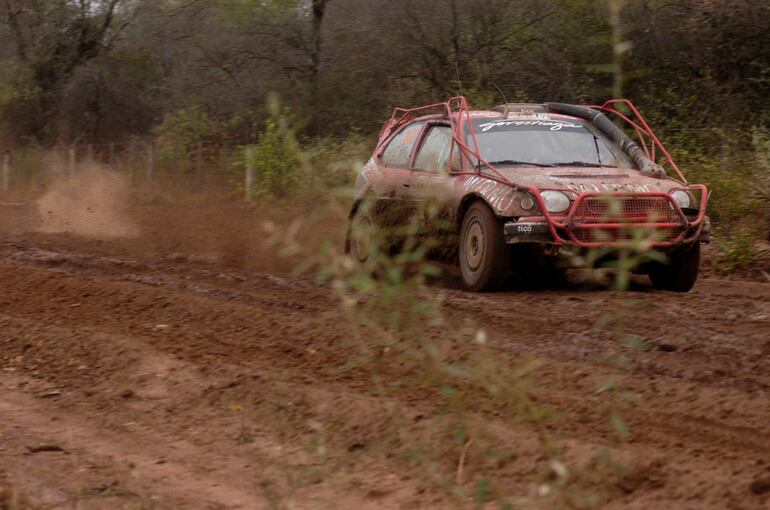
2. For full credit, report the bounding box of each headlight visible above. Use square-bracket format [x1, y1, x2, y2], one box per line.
[540, 190, 571, 213]
[670, 189, 691, 209]
[520, 195, 535, 211]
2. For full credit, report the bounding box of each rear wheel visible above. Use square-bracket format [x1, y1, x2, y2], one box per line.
[459, 202, 509, 291]
[649, 242, 700, 292]
[349, 210, 377, 265]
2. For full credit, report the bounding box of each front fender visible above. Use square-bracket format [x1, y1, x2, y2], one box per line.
[459, 175, 531, 219]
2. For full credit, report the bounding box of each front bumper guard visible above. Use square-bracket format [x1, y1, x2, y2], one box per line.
[505, 185, 710, 248]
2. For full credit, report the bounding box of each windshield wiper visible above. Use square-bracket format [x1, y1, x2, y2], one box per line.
[487, 160, 556, 168]
[592, 133, 604, 166]
[553, 161, 618, 168]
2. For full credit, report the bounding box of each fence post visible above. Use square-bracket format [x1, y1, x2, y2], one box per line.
[147, 142, 155, 187]
[128, 142, 136, 183]
[2, 151, 10, 192]
[245, 145, 256, 201]
[109, 143, 116, 167]
[69, 146, 76, 178]
[195, 142, 203, 192]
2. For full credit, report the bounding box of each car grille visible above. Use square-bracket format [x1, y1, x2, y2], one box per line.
[571, 196, 685, 243]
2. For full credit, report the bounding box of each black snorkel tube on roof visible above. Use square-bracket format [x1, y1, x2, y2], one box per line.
[544, 103, 666, 179]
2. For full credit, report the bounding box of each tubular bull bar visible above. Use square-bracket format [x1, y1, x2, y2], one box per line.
[506, 184, 710, 248]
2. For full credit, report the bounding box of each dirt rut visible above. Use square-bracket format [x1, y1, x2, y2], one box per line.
[0, 229, 768, 509]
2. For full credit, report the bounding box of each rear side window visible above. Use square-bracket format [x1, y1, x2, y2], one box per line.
[381, 122, 424, 167]
[414, 126, 453, 173]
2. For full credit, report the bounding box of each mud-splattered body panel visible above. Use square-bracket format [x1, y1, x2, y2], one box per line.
[351, 100, 709, 250]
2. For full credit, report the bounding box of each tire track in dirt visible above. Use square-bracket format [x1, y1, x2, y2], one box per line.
[2, 245, 767, 449]
[1, 237, 768, 509]
[0, 371, 271, 510]
[0, 312, 424, 510]
[445, 283, 769, 465]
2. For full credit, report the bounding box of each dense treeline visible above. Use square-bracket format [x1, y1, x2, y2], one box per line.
[0, 0, 768, 146]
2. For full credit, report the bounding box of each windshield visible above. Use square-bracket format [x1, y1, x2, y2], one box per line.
[467, 117, 636, 169]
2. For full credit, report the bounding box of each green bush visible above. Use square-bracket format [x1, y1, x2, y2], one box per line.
[671, 129, 768, 247]
[720, 227, 758, 270]
[304, 133, 371, 190]
[244, 118, 302, 198]
[154, 106, 220, 155]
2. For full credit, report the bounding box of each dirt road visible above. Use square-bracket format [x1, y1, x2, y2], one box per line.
[1, 196, 769, 509]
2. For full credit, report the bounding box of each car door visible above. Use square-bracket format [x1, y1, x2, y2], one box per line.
[374, 120, 426, 227]
[408, 124, 457, 238]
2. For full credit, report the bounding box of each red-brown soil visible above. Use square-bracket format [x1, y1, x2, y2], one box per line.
[0, 190, 768, 509]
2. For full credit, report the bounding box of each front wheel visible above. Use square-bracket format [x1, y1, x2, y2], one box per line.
[459, 202, 509, 292]
[649, 242, 700, 292]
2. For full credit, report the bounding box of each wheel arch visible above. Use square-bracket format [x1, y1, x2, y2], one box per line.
[456, 193, 500, 233]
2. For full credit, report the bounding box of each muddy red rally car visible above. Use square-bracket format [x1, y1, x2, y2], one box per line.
[347, 97, 710, 292]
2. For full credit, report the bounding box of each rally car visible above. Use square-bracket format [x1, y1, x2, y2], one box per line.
[346, 97, 710, 292]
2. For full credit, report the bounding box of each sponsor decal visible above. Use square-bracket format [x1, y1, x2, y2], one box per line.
[477, 120, 583, 132]
[517, 224, 533, 233]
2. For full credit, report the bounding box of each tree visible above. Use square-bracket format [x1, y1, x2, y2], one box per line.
[0, 0, 127, 142]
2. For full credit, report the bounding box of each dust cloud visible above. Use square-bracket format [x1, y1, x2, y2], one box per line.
[35, 165, 139, 239]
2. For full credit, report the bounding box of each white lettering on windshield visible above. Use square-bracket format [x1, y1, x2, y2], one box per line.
[568, 183, 656, 193]
[477, 120, 583, 132]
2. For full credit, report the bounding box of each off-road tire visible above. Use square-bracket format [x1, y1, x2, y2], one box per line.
[649, 242, 700, 292]
[459, 202, 509, 291]
[348, 209, 377, 265]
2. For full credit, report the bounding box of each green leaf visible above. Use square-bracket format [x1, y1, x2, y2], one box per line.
[610, 413, 629, 440]
[475, 477, 492, 504]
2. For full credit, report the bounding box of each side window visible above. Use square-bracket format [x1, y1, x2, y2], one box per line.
[381, 122, 424, 167]
[413, 126, 453, 173]
[449, 140, 462, 171]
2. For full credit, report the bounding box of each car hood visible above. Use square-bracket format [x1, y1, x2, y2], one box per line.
[491, 166, 682, 194]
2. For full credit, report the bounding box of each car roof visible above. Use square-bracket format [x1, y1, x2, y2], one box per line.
[409, 109, 583, 123]
[378, 99, 592, 148]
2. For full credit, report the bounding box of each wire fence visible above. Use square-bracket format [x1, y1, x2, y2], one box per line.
[0, 142, 255, 199]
